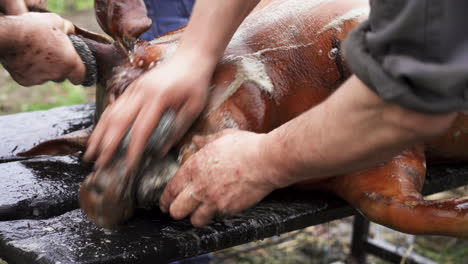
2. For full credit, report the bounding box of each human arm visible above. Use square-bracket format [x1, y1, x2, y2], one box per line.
[159, 0, 468, 227]
[84, 0, 261, 169]
[159, 75, 456, 226]
[0, 13, 85, 86]
[259, 75, 456, 186]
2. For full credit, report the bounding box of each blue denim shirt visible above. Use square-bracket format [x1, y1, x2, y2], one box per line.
[141, 0, 195, 40]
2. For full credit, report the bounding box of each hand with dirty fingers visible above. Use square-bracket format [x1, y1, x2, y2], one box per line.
[84, 51, 213, 171]
[0, 12, 86, 86]
[159, 130, 280, 227]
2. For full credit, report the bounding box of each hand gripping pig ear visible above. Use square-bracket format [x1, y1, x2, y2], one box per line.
[95, 0, 152, 48]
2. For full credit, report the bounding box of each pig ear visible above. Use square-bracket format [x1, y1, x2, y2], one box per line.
[95, 0, 152, 41]
[17, 138, 87, 157]
[18, 128, 91, 157]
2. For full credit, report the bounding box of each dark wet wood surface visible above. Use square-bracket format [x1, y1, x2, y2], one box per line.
[0, 105, 467, 264]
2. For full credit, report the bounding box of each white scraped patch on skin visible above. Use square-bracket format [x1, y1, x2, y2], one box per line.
[229, 41, 317, 60]
[205, 0, 337, 113]
[318, 6, 370, 34]
[205, 40, 318, 115]
[206, 53, 278, 115]
[230, 55, 274, 94]
[229, 0, 333, 48]
[220, 111, 241, 129]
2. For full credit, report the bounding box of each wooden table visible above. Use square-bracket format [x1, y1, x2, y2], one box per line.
[0, 105, 466, 264]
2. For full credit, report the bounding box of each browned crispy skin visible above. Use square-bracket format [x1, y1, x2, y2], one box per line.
[300, 146, 468, 237]
[18, 0, 468, 236]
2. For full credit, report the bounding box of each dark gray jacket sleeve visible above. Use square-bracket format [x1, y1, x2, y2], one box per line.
[343, 0, 468, 114]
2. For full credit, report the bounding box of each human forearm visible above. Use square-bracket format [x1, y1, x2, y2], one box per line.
[175, 0, 260, 64]
[262, 76, 456, 187]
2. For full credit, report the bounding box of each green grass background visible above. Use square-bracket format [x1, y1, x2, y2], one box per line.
[48, 0, 94, 13]
[0, 0, 95, 115]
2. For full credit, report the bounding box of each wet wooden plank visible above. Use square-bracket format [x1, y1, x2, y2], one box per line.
[0, 104, 94, 159]
[0, 191, 353, 264]
[0, 105, 467, 264]
[0, 164, 466, 264]
[0, 105, 94, 221]
[0, 104, 354, 263]
[0, 156, 90, 221]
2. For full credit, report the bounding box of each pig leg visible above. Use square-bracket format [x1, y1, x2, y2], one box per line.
[317, 146, 468, 238]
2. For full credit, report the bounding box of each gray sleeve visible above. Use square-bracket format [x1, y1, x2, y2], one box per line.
[343, 0, 468, 114]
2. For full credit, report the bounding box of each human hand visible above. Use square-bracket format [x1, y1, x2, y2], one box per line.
[0, 12, 85, 86]
[159, 129, 281, 227]
[0, 0, 47, 15]
[84, 51, 215, 170]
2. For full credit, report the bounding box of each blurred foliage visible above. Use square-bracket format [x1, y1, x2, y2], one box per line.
[0, 65, 93, 115]
[47, 0, 94, 13]
[19, 81, 87, 112]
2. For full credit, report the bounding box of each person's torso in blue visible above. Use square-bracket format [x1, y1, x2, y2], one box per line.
[141, 0, 195, 40]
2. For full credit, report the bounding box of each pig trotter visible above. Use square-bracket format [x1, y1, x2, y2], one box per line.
[80, 110, 176, 228]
